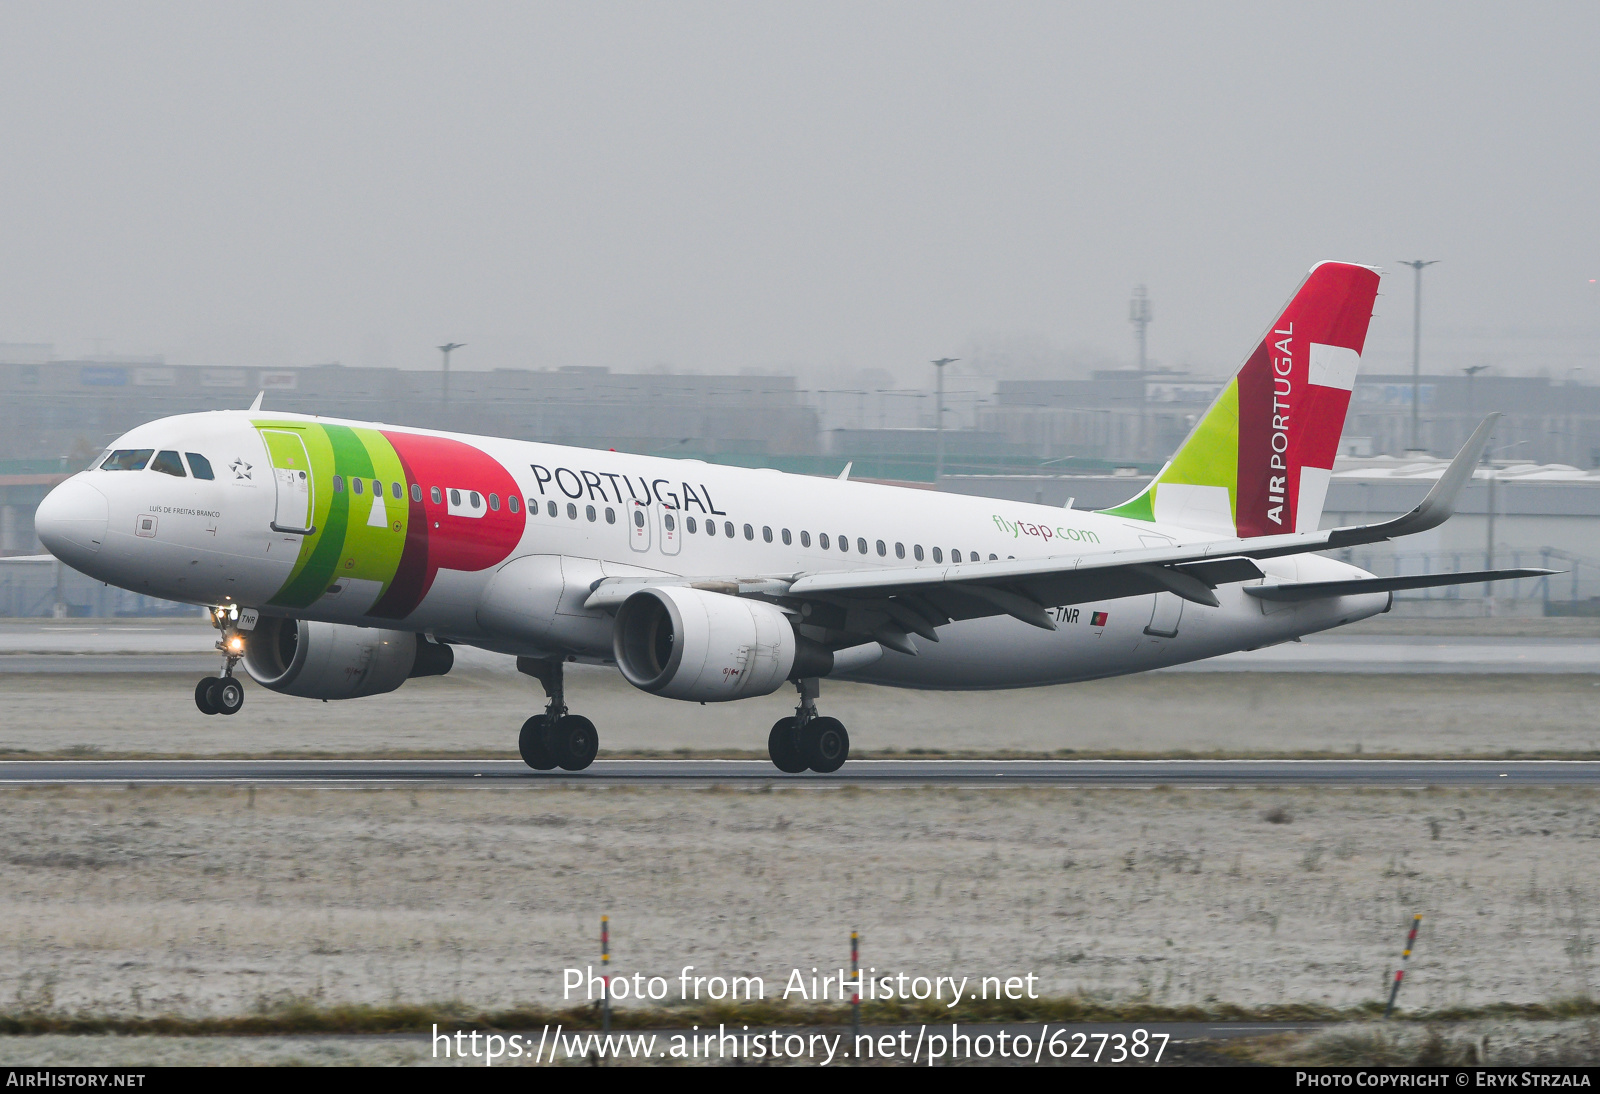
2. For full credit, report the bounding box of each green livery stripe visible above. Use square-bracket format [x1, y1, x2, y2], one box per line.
[1099, 378, 1240, 530]
[1159, 377, 1239, 525]
[257, 421, 412, 611]
[1100, 484, 1155, 523]
[270, 425, 354, 608]
[341, 426, 409, 599]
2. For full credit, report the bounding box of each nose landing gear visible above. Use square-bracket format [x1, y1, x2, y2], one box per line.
[516, 657, 599, 772]
[196, 605, 248, 716]
[767, 677, 850, 773]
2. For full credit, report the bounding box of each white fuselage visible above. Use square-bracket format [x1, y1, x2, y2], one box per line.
[37, 410, 1389, 691]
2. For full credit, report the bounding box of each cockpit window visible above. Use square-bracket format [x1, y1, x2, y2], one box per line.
[101, 449, 154, 471]
[151, 450, 187, 477]
[185, 453, 215, 480]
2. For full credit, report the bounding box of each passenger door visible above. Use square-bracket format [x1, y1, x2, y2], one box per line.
[1143, 593, 1184, 638]
[260, 429, 315, 534]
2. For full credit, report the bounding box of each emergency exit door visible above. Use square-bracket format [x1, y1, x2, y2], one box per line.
[627, 499, 651, 552]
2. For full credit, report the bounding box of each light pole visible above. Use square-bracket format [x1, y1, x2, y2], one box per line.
[1462, 364, 1490, 419]
[1130, 286, 1153, 457]
[1398, 260, 1438, 452]
[1129, 285, 1152, 373]
[437, 342, 465, 407]
[931, 358, 959, 482]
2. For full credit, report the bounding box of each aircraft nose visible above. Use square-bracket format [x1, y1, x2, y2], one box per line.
[35, 476, 110, 563]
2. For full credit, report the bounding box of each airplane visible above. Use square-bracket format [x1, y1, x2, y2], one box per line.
[32, 261, 1550, 773]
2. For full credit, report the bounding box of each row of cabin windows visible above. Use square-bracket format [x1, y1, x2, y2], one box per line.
[329, 477, 528, 516]
[525, 499, 993, 563]
[100, 449, 215, 479]
[100, 448, 998, 564]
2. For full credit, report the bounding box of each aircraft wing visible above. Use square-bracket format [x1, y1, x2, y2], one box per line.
[586, 416, 1508, 652]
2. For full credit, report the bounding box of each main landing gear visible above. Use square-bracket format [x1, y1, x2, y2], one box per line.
[767, 677, 850, 774]
[516, 657, 598, 772]
[195, 605, 246, 717]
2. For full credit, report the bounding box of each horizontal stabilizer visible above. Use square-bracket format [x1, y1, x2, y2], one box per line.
[1244, 567, 1558, 603]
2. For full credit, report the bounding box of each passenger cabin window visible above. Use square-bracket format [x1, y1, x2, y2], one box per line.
[431, 486, 442, 504]
[818, 533, 829, 549]
[101, 449, 153, 471]
[151, 450, 186, 477]
[951, 550, 962, 563]
[469, 491, 481, 509]
[895, 542, 905, 559]
[686, 516, 697, 533]
[509, 496, 520, 514]
[412, 484, 423, 502]
[633, 509, 645, 527]
[707, 519, 716, 536]
[489, 493, 500, 511]
[801, 531, 811, 547]
[932, 547, 943, 562]
[333, 475, 346, 493]
[605, 507, 615, 524]
[743, 523, 754, 541]
[392, 482, 402, 499]
[914, 545, 924, 561]
[762, 526, 773, 543]
[353, 478, 363, 494]
[185, 453, 215, 480]
[875, 539, 886, 557]
[586, 505, 596, 522]
[723, 521, 735, 538]
[568, 503, 578, 519]
[547, 501, 557, 517]
[450, 489, 461, 506]
[781, 529, 792, 545]
[664, 513, 675, 531]
[839, 535, 849, 552]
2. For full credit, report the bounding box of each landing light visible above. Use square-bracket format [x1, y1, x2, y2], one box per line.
[228, 637, 245, 653]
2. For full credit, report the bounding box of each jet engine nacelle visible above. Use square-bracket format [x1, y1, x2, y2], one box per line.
[243, 617, 454, 700]
[613, 586, 807, 702]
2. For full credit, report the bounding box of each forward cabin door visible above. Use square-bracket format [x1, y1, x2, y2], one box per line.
[260, 429, 315, 534]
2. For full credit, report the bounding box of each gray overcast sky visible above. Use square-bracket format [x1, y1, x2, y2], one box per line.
[1, 1, 1596, 382]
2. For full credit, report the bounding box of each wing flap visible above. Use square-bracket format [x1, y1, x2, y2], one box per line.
[1244, 567, 1557, 603]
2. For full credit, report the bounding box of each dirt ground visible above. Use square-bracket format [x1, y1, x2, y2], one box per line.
[3, 1020, 1597, 1066]
[1, 783, 1596, 1022]
[3, 667, 1599, 758]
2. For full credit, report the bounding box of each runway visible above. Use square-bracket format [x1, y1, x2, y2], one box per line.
[3, 622, 1599, 673]
[2, 758, 1596, 787]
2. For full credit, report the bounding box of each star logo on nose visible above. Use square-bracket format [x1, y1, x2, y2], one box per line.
[230, 458, 253, 480]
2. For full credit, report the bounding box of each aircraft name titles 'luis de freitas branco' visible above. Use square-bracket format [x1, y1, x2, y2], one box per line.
[33, 262, 1550, 773]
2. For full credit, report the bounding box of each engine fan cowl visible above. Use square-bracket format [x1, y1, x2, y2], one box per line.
[243, 617, 446, 700]
[613, 586, 798, 702]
